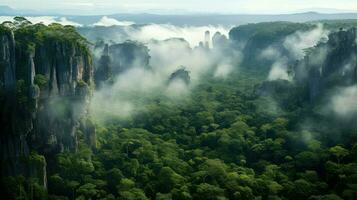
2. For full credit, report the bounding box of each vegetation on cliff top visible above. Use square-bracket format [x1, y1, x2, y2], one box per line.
[1, 17, 91, 55]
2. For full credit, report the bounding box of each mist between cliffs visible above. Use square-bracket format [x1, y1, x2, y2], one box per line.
[87, 22, 347, 124]
[89, 28, 241, 123]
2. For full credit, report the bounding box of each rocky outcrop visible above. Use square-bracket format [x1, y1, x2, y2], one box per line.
[204, 30, 211, 49]
[0, 23, 95, 188]
[169, 67, 191, 85]
[94, 41, 150, 85]
[212, 32, 229, 49]
[94, 44, 111, 87]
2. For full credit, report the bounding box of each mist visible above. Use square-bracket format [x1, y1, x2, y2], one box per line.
[80, 23, 230, 48]
[262, 24, 329, 81]
[128, 24, 230, 47]
[330, 85, 357, 117]
[93, 16, 135, 27]
[267, 59, 291, 81]
[90, 27, 238, 123]
[283, 24, 328, 60]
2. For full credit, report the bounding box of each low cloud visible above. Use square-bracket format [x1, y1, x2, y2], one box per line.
[267, 59, 291, 81]
[330, 85, 357, 117]
[263, 24, 328, 81]
[283, 24, 328, 60]
[57, 17, 82, 27]
[147, 39, 217, 80]
[90, 29, 239, 122]
[93, 16, 135, 27]
[260, 47, 291, 81]
[260, 46, 282, 60]
[90, 67, 161, 121]
[125, 24, 230, 48]
[165, 79, 190, 99]
[78, 20, 231, 48]
[214, 63, 234, 78]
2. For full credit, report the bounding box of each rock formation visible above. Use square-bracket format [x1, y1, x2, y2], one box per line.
[93, 41, 150, 86]
[94, 44, 112, 87]
[169, 67, 191, 85]
[212, 32, 229, 49]
[204, 30, 211, 49]
[0, 21, 95, 188]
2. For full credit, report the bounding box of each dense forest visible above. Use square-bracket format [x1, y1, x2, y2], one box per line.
[0, 17, 357, 200]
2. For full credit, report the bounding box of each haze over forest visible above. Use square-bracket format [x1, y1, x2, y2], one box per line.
[0, 1, 357, 200]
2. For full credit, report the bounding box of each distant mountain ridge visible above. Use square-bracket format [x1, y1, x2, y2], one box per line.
[65, 12, 357, 26]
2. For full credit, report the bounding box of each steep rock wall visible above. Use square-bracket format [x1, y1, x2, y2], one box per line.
[0, 24, 95, 188]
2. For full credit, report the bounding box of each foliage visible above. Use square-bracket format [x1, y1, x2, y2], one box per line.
[34, 74, 49, 89]
[15, 79, 28, 105]
[18, 68, 353, 200]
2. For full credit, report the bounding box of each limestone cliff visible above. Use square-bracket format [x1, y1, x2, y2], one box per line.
[0, 21, 95, 188]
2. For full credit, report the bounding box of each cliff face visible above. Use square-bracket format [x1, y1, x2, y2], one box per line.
[0, 29, 16, 92]
[0, 22, 95, 187]
[0, 28, 28, 179]
[34, 41, 92, 96]
[294, 28, 357, 102]
[31, 40, 93, 154]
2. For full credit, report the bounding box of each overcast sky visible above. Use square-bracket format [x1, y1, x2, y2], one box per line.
[2, 0, 357, 15]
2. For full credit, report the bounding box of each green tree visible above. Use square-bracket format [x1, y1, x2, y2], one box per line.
[329, 146, 349, 164]
[195, 183, 226, 200]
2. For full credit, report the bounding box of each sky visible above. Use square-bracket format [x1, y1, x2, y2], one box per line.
[1, 0, 357, 15]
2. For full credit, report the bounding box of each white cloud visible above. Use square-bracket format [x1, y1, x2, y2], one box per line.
[267, 59, 291, 81]
[127, 24, 229, 47]
[57, 17, 82, 27]
[330, 85, 357, 117]
[283, 24, 328, 60]
[264, 24, 328, 81]
[165, 79, 190, 98]
[90, 29, 238, 122]
[214, 63, 233, 78]
[260, 46, 282, 60]
[93, 16, 135, 27]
